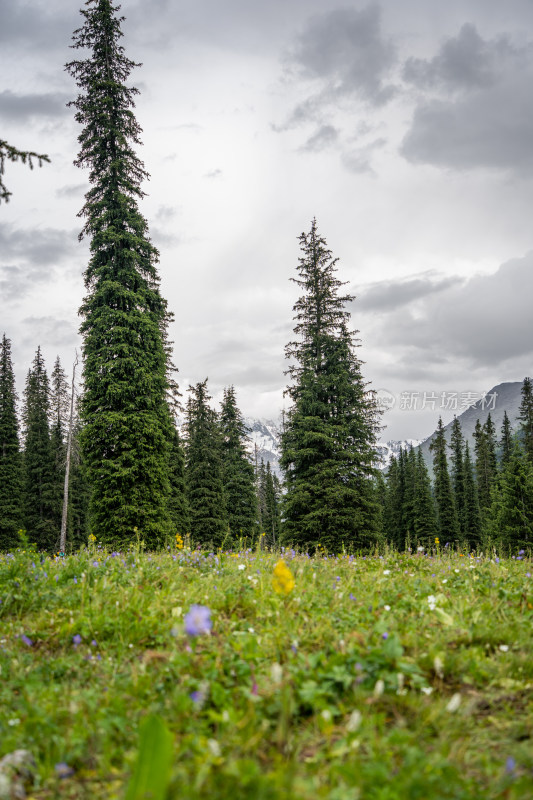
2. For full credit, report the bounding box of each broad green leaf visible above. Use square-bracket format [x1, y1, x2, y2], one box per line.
[124, 715, 173, 800]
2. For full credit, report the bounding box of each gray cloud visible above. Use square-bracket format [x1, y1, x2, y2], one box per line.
[401, 25, 533, 173]
[356, 272, 464, 311]
[56, 183, 86, 198]
[402, 24, 510, 91]
[0, 91, 69, 123]
[204, 169, 223, 179]
[375, 253, 533, 368]
[21, 317, 77, 349]
[0, 223, 78, 267]
[301, 125, 339, 152]
[286, 5, 397, 108]
[341, 137, 386, 174]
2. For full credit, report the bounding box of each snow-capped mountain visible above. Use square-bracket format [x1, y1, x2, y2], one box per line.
[375, 439, 422, 470]
[243, 417, 420, 476]
[244, 417, 283, 476]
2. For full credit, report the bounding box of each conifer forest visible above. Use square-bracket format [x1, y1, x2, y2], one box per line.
[0, 2, 532, 798]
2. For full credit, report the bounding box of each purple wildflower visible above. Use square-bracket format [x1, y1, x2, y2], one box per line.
[20, 634, 33, 647]
[55, 763, 75, 779]
[382, 632, 389, 640]
[184, 604, 212, 636]
[72, 634, 82, 647]
[505, 756, 516, 775]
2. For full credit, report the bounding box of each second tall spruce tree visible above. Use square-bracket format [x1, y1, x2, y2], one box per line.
[281, 219, 381, 552]
[66, 0, 176, 545]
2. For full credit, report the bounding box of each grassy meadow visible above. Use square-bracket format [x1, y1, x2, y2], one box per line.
[0, 540, 532, 799]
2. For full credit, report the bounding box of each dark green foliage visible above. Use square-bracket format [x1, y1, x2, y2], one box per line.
[499, 410, 513, 468]
[185, 380, 227, 548]
[474, 417, 497, 510]
[449, 417, 466, 537]
[66, 0, 173, 546]
[0, 139, 50, 203]
[402, 447, 418, 548]
[219, 386, 257, 541]
[0, 335, 23, 549]
[430, 418, 460, 544]
[463, 442, 482, 550]
[168, 427, 190, 537]
[22, 348, 57, 551]
[383, 455, 403, 549]
[49, 357, 69, 533]
[518, 376, 533, 462]
[280, 220, 380, 552]
[487, 444, 533, 552]
[413, 448, 438, 547]
[258, 460, 282, 547]
[67, 413, 91, 549]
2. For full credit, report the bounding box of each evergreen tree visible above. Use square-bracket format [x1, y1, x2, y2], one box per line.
[518, 377, 533, 462]
[22, 348, 57, 550]
[430, 418, 460, 544]
[487, 444, 533, 552]
[463, 442, 482, 550]
[280, 219, 381, 552]
[0, 335, 23, 549]
[185, 380, 227, 548]
[499, 410, 513, 468]
[402, 447, 417, 550]
[449, 417, 466, 537]
[260, 461, 282, 547]
[67, 410, 91, 550]
[66, 0, 174, 546]
[413, 448, 438, 547]
[383, 455, 403, 549]
[220, 386, 257, 540]
[168, 427, 190, 538]
[474, 418, 497, 510]
[49, 357, 69, 533]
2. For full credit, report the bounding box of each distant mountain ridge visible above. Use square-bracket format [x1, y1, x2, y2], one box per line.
[417, 381, 524, 468]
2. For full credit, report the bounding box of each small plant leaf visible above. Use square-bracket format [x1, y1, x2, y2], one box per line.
[124, 714, 173, 800]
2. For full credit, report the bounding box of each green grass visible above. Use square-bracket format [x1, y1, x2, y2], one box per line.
[0, 542, 532, 799]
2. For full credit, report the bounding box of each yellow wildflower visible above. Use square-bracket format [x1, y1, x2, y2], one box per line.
[272, 560, 295, 595]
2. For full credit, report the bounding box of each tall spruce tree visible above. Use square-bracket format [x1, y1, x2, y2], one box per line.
[219, 386, 257, 541]
[487, 444, 533, 553]
[499, 410, 513, 468]
[66, 0, 174, 546]
[463, 442, 482, 550]
[402, 447, 417, 549]
[280, 220, 380, 552]
[383, 454, 403, 549]
[49, 357, 69, 533]
[430, 418, 460, 544]
[23, 348, 57, 550]
[260, 460, 282, 547]
[518, 377, 533, 462]
[474, 417, 497, 510]
[185, 380, 227, 548]
[449, 417, 466, 537]
[168, 427, 190, 538]
[0, 335, 23, 549]
[414, 448, 438, 547]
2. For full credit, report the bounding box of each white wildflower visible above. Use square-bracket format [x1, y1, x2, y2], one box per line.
[446, 693, 461, 712]
[270, 662, 283, 683]
[207, 739, 221, 758]
[373, 679, 385, 697]
[346, 710, 362, 732]
[499, 644, 509, 652]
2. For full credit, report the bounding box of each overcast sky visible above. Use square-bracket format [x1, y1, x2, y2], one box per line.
[1, 0, 532, 440]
